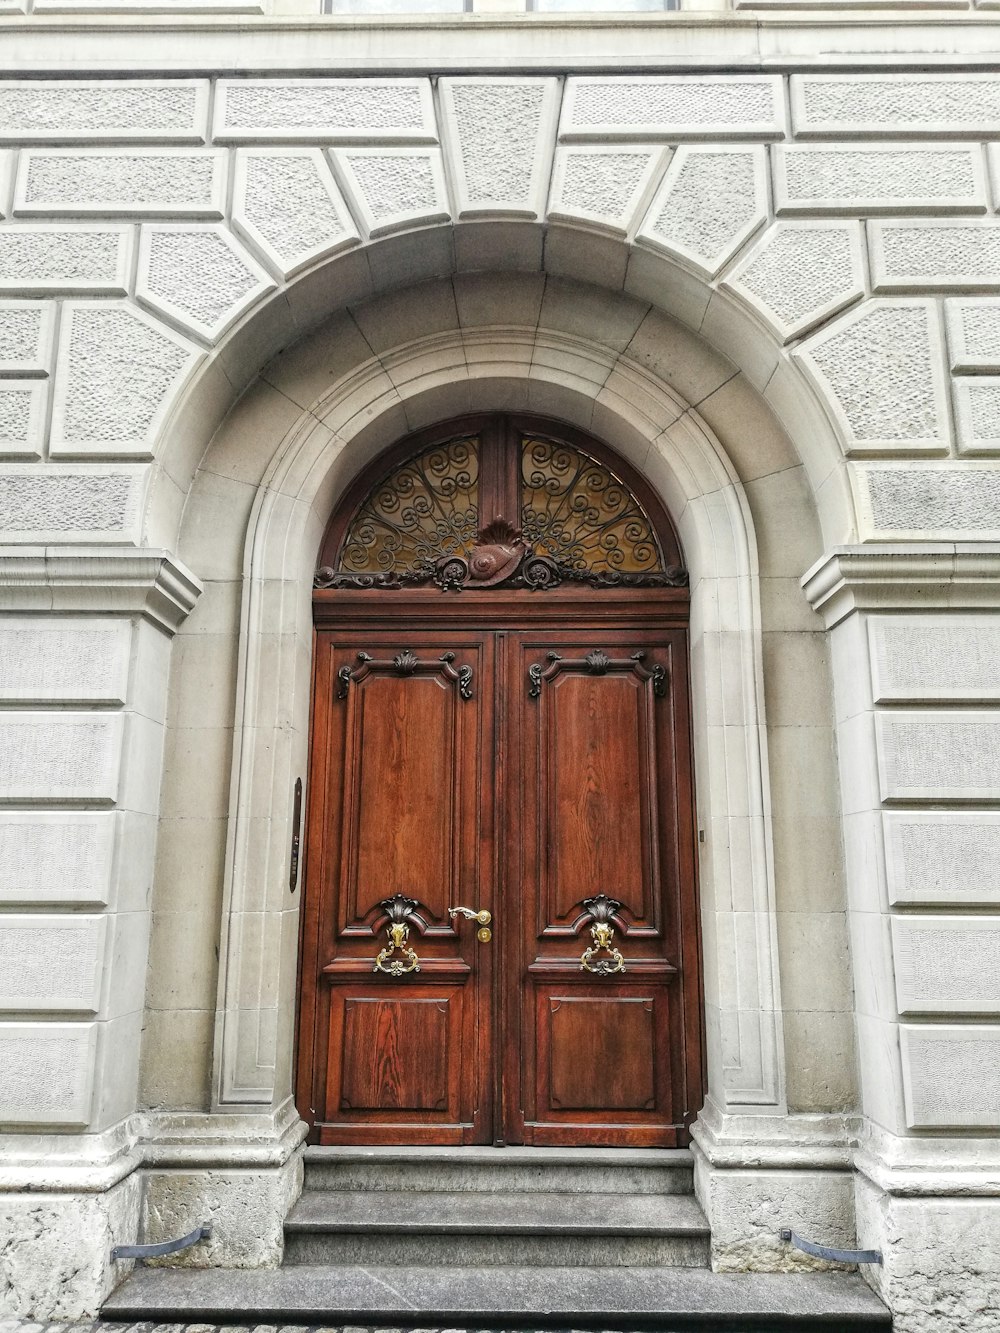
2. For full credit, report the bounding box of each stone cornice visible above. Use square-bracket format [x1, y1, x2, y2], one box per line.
[0, 14, 997, 72]
[802, 544, 1000, 627]
[0, 546, 203, 634]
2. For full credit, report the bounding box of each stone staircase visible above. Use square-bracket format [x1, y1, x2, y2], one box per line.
[103, 1145, 891, 1330]
[285, 1145, 710, 1268]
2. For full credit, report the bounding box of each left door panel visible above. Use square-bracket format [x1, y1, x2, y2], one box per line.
[299, 631, 494, 1144]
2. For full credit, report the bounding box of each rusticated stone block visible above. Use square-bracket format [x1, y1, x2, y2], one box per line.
[0, 300, 56, 374]
[871, 219, 1000, 292]
[0, 80, 209, 143]
[0, 811, 116, 907]
[947, 297, 1000, 372]
[870, 614, 1000, 702]
[0, 226, 131, 295]
[774, 144, 986, 215]
[0, 712, 124, 803]
[560, 76, 783, 140]
[884, 810, 1000, 906]
[901, 1025, 1000, 1128]
[722, 221, 865, 342]
[0, 463, 148, 543]
[636, 145, 767, 278]
[859, 461, 1000, 538]
[791, 74, 1000, 137]
[333, 147, 450, 238]
[795, 300, 949, 453]
[954, 379, 1000, 455]
[136, 225, 274, 343]
[214, 78, 436, 143]
[0, 1021, 96, 1125]
[877, 709, 1000, 801]
[440, 77, 560, 219]
[232, 149, 359, 278]
[50, 302, 201, 459]
[0, 915, 106, 1012]
[548, 146, 668, 237]
[14, 148, 226, 218]
[0, 382, 45, 459]
[893, 916, 1000, 1015]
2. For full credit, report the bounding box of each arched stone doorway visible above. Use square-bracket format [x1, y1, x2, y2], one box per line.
[296, 413, 704, 1147]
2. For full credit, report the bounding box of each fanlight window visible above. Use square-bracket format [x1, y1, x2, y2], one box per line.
[317, 420, 686, 591]
[338, 434, 480, 576]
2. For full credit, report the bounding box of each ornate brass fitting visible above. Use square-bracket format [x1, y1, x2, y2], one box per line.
[373, 893, 421, 976]
[579, 893, 627, 975]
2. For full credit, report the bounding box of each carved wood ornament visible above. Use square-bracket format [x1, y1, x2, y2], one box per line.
[317, 517, 688, 594]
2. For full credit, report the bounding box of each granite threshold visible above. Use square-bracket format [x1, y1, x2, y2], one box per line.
[102, 1264, 891, 1331]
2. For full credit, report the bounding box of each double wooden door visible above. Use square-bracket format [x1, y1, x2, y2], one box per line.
[297, 593, 702, 1147]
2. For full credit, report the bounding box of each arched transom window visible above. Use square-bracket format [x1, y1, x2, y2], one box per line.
[316, 415, 686, 591]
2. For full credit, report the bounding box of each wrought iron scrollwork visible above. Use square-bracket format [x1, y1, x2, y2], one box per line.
[527, 649, 667, 699]
[338, 434, 480, 579]
[336, 649, 474, 700]
[521, 436, 663, 578]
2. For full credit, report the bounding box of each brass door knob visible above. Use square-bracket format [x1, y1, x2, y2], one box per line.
[450, 906, 492, 942]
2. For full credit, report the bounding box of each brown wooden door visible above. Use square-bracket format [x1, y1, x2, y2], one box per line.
[298, 629, 496, 1144]
[298, 602, 702, 1148]
[507, 627, 698, 1147]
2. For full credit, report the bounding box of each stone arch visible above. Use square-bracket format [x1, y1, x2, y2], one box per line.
[148, 277, 849, 1166]
[144, 225, 857, 554]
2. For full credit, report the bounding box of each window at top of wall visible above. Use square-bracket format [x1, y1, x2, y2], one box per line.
[323, 0, 469, 11]
[322, 0, 678, 10]
[531, 0, 678, 8]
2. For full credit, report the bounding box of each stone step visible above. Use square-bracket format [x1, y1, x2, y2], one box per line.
[283, 1189, 710, 1268]
[302, 1144, 695, 1195]
[102, 1263, 892, 1331]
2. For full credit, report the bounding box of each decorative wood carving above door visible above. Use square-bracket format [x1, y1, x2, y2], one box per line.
[314, 416, 688, 592]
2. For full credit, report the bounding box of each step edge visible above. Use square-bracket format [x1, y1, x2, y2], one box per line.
[284, 1220, 713, 1236]
[303, 1146, 695, 1161]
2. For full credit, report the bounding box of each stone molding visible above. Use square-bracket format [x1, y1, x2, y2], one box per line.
[693, 1097, 855, 1171]
[140, 1098, 308, 1168]
[854, 1118, 1000, 1198]
[801, 543, 1000, 626]
[1, 20, 1000, 72]
[0, 545, 202, 632]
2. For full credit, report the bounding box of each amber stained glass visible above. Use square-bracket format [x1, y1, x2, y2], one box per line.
[339, 435, 480, 574]
[520, 437, 663, 574]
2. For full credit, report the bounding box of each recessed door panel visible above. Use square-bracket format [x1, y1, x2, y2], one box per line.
[542, 668, 658, 928]
[336, 993, 459, 1114]
[349, 672, 458, 925]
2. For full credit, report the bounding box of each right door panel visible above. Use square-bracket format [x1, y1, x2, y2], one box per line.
[510, 629, 700, 1147]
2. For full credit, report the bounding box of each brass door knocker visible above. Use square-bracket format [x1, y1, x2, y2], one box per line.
[579, 893, 627, 975]
[373, 893, 421, 976]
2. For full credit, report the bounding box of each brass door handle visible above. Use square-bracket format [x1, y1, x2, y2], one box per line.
[449, 906, 493, 943]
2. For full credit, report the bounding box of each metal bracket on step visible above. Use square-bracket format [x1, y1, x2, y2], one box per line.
[780, 1229, 882, 1265]
[112, 1224, 212, 1262]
